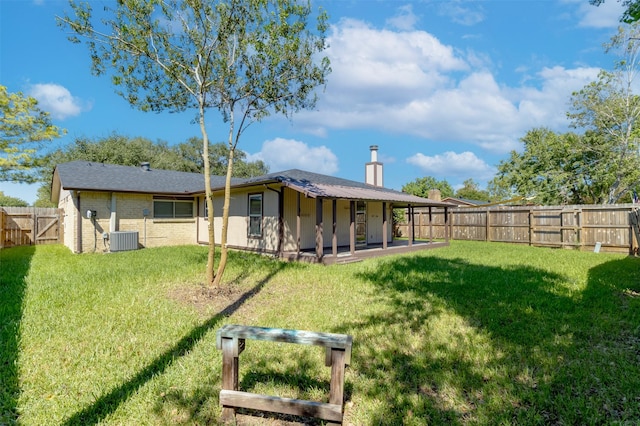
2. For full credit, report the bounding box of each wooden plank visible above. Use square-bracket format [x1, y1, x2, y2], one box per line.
[220, 336, 240, 422]
[219, 390, 343, 422]
[316, 198, 323, 260]
[217, 325, 352, 363]
[630, 210, 639, 254]
[329, 349, 346, 407]
[36, 217, 58, 239]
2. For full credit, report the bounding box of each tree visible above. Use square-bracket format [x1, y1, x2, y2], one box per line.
[491, 128, 584, 205]
[402, 176, 454, 199]
[490, 128, 627, 205]
[455, 179, 490, 202]
[34, 185, 56, 208]
[0, 85, 65, 183]
[0, 191, 28, 207]
[59, 0, 329, 286]
[175, 136, 268, 177]
[567, 24, 640, 203]
[494, 25, 640, 205]
[36, 134, 190, 205]
[43, 133, 191, 171]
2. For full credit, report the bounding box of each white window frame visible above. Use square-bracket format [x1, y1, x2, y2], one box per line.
[248, 193, 263, 238]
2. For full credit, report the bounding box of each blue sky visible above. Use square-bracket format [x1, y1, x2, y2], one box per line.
[0, 0, 627, 204]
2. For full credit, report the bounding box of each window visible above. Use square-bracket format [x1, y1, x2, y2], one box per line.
[248, 193, 263, 237]
[153, 197, 194, 218]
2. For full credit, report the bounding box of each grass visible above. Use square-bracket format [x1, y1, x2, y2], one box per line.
[1, 241, 639, 425]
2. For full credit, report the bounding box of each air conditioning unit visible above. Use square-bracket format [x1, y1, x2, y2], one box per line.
[110, 231, 139, 252]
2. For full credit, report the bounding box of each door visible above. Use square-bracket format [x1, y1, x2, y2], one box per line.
[356, 201, 367, 246]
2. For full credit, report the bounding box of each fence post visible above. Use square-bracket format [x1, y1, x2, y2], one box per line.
[32, 208, 37, 246]
[0, 209, 4, 249]
[630, 209, 639, 256]
[429, 207, 433, 243]
[577, 209, 583, 251]
[485, 208, 490, 242]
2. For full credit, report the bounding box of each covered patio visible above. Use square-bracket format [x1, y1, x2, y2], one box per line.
[276, 185, 453, 265]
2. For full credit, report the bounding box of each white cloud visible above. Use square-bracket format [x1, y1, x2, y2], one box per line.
[386, 4, 419, 31]
[511, 66, 601, 129]
[406, 151, 495, 179]
[436, 1, 485, 26]
[293, 19, 602, 155]
[28, 83, 86, 120]
[248, 138, 339, 174]
[571, 0, 624, 28]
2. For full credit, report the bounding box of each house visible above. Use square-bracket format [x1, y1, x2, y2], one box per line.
[51, 147, 453, 263]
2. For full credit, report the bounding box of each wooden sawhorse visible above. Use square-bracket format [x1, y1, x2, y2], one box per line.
[216, 324, 352, 424]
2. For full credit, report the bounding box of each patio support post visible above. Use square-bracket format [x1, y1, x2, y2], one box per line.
[296, 192, 301, 255]
[316, 198, 323, 261]
[332, 199, 338, 258]
[277, 187, 284, 256]
[382, 202, 388, 250]
[349, 201, 355, 255]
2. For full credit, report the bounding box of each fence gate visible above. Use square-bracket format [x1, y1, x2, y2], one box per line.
[0, 207, 63, 248]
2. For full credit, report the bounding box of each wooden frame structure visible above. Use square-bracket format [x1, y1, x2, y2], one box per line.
[216, 324, 353, 424]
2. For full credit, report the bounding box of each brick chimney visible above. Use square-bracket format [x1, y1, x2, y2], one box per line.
[365, 145, 383, 187]
[428, 189, 441, 201]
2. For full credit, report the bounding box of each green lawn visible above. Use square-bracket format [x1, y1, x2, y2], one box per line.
[1, 241, 639, 425]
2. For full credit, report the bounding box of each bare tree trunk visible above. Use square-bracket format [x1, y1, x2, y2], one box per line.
[199, 105, 216, 286]
[213, 146, 234, 287]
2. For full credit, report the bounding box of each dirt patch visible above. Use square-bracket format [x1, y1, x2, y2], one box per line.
[169, 283, 248, 317]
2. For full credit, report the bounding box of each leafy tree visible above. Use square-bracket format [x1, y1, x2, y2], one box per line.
[567, 24, 640, 203]
[34, 185, 56, 208]
[43, 133, 190, 172]
[491, 128, 581, 205]
[59, 0, 329, 286]
[0, 85, 65, 183]
[486, 179, 513, 203]
[402, 176, 454, 199]
[491, 128, 628, 205]
[0, 191, 28, 207]
[455, 179, 490, 203]
[175, 137, 268, 177]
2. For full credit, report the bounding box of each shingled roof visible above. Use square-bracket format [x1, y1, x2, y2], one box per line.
[53, 162, 453, 207]
[226, 169, 453, 207]
[52, 161, 239, 197]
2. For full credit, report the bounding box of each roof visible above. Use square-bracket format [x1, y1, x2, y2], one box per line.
[442, 197, 489, 206]
[229, 169, 453, 207]
[53, 162, 453, 207]
[53, 161, 238, 196]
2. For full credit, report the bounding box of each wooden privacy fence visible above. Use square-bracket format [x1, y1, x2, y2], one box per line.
[0, 207, 63, 249]
[397, 204, 640, 254]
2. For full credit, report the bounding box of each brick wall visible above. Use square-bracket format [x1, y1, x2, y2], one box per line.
[61, 191, 198, 253]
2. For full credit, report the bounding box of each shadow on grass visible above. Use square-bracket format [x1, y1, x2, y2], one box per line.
[0, 246, 35, 425]
[228, 349, 355, 425]
[61, 256, 289, 426]
[339, 254, 640, 424]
